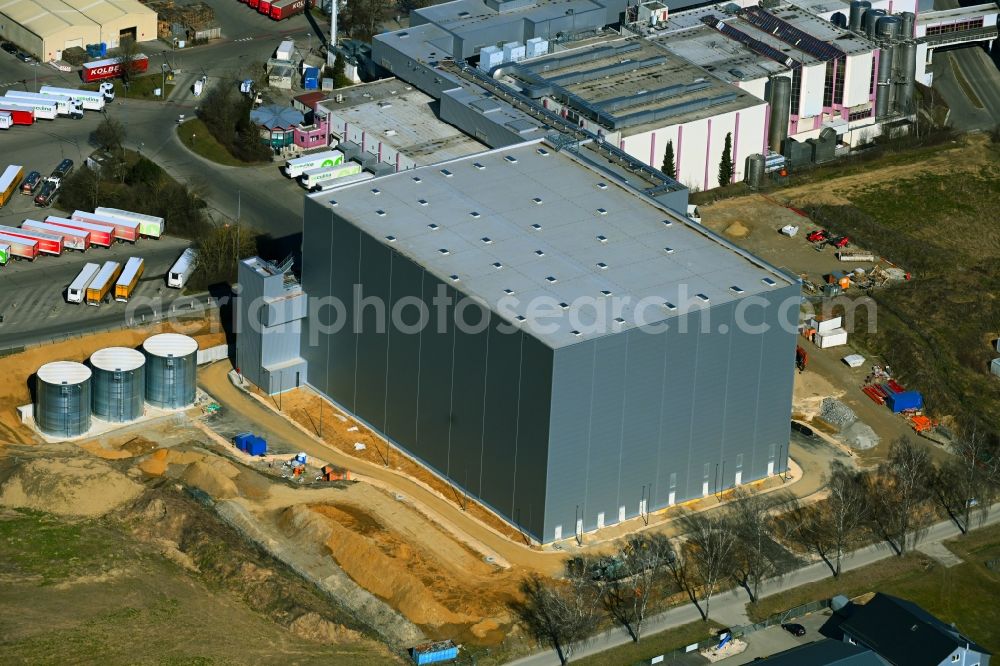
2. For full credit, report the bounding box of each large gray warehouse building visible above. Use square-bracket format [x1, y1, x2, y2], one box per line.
[284, 139, 799, 543]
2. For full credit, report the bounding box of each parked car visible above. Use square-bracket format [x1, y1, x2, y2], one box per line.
[33, 180, 57, 207]
[51, 159, 73, 180]
[20, 171, 42, 195]
[782, 623, 807, 637]
[1, 42, 17, 55]
[15, 52, 32, 63]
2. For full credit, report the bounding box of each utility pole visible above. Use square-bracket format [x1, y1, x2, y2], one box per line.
[318, 395, 323, 437]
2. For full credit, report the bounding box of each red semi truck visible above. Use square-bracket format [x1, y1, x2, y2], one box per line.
[270, 0, 306, 19]
[0, 225, 63, 256]
[82, 55, 149, 83]
[46, 216, 114, 247]
[0, 232, 39, 260]
[71, 210, 139, 243]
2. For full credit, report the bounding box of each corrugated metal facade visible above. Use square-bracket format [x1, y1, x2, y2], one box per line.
[302, 195, 798, 543]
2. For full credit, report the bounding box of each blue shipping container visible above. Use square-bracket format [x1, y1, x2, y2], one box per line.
[100, 42, 107, 57]
[887, 391, 923, 413]
[246, 436, 267, 456]
[233, 432, 254, 451]
[412, 643, 459, 664]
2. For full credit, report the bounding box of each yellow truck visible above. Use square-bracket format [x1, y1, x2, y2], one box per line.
[114, 257, 144, 302]
[86, 260, 122, 306]
[0, 164, 24, 207]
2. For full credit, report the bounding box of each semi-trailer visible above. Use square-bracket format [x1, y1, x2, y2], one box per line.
[71, 210, 139, 243]
[67, 262, 101, 303]
[21, 219, 91, 251]
[0, 100, 57, 120]
[0, 242, 8, 265]
[0, 165, 23, 207]
[0, 112, 10, 130]
[283, 150, 344, 178]
[0, 232, 38, 261]
[167, 248, 197, 288]
[0, 224, 63, 255]
[86, 261, 122, 305]
[4, 91, 83, 118]
[300, 162, 363, 191]
[0, 108, 33, 125]
[313, 170, 375, 192]
[259, 0, 272, 13]
[46, 217, 114, 247]
[38, 85, 109, 109]
[94, 207, 164, 238]
[114, 257, 145, 302]
[270, 0, 306, 19]
[82, 56, 149, 83]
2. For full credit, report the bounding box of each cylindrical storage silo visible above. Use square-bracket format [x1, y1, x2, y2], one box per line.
[900, 12, 915, 38]
[875, 45, 894, 117]
[831, 12, 848, 28]
[866, 9, 886, 38]
[90, 347, 146, 423]
[745, 154, 766, 188]
[877, 16, 902, 42]
[142, 333, 198, 409]
[849, 0, 870, 31]
[768, 76, 792, 152]
[897, 41, 918, 114]
[35, 361, 92, 438]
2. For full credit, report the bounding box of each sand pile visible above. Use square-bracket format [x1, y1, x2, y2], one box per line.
[0, 457, 142, 516]
[181, 461, 239, 499]
[289, 612, 367, 645]
[724, 221, 750, 238]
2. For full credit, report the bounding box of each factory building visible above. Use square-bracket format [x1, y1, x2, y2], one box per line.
[293, 138, 799, 543]
[498, 38, 768, 191]
[0, 0, 156, 62]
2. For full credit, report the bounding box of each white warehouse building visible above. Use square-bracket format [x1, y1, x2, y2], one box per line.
[500, 38, 769, 191]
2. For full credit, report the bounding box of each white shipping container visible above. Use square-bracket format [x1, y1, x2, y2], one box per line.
[992, 358, 1000, 377]
[816, 328, 848, 349]
[809, 316, 843, 334]
[276, 40, 295, 62]
[167, 248, 197, 289]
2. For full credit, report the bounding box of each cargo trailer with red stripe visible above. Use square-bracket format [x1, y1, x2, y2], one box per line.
[0, 232, 39, 260]
[259, 0, 272, 13]
[21, 219, 91, 251]
[0, 224, 63, 256]
[270, 0, 306, 19]
[247, 0, 260, 8]
[45, 216, 114, 247]
[71, 210, 139, 243]
[81, 55, 149, 83]
[0, 108, 34, 125]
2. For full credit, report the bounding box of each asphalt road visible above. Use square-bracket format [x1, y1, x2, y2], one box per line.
[509, 505, 1000, 665]
[930, 0, 1000, 130]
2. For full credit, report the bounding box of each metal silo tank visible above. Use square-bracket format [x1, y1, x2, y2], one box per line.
[768, 76, 792, 152]
[877, 16, 902, 42]
[35, 361, 92, 437]
[875, 46, 894, 117]
[142, 333, 198, 409]
[831, 12, 847, 28]
[866, 9, 886, 38]
[900, 12, 915, 38]
[849, 0, 870, 31]
[745, 154, 766, 188]
[90, 347, 146, 422]
[898, 41, 918, 114]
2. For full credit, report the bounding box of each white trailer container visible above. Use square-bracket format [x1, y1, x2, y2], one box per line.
[167, 248, 197, 289]
[94, 207, 164, 238]
[0, 111, 12, 130]
[313, 170, 375, 192]
[283, 150, 344, 178]
[38, 86, 106, 110]
[0, 100, 57, 120]
[276, 40, 295, 62]
[67, 262, 101, 303]
[21, 219, 89, 251]
[816, 328, 849, 349]
[300, 163, 363, 191]
[808, 316, 843, 334]
[4, 91, 83, 118]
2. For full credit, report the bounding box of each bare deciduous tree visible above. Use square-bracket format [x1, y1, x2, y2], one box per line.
[512, 574, 601, 665]
[115, 36, 143, 87]
[727, 487, 791, 602]
[869, 437, 933, 555]
[821, 461, 869, 575]
[934, 427, 999, 534]
[678, 511, 737, 621]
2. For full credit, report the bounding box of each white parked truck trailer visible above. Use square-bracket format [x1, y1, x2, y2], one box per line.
[38, 85, 108, 110]
[167, 248, 197, 289]
[300, 163, 363, 191]
[283, 150, 344, 178]
[67, 262, 101, 303]
[94, 207, 164, 238]
[0, 100, 57, 120]
[4, 91, 83, 118]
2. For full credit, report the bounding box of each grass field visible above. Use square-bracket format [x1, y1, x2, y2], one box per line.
[82, 74, 175, 101]
[177, 118, 247, 167]
[807, 139, 1000, 428]
[572, 619, 724, 666]
[749, 524, 1000, 653]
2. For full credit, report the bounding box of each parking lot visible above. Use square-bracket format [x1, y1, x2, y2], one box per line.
[729, 607, 834, 664]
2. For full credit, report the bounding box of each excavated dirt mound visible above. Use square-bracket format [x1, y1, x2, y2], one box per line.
[0, 457, 142, 516]
[724, 221, 750, 238]
[181, 461, 239, 499]
[289, 612, 368, 645]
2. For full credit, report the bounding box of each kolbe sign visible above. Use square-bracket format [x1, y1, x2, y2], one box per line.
[82, 55, 149, 83]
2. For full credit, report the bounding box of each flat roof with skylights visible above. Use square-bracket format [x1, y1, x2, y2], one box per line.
[310, 138, 794, 348]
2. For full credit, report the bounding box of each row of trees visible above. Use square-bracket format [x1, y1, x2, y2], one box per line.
[516, 433, 1000, 663]
[199, 80, 273, 163]
[660, 132, 736, 188]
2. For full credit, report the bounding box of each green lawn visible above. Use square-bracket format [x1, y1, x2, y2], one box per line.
[572, 618, 723, 666]
[176, 118, 247, 167]
[83, 74, 175, 101]
[748, 524, 1000, 653]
